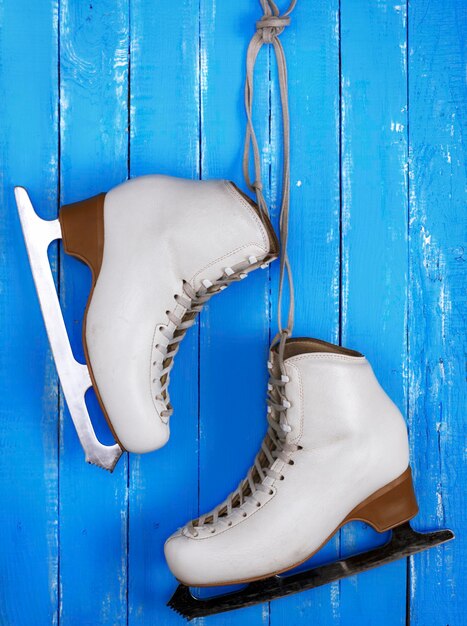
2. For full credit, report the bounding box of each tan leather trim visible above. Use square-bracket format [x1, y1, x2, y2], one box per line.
[178, 468, 419, 587]
[59, 193, 126, 451]
[59, 193, 106, 282]
[343, 466, 418, 532]
[280, 337, 364, 360]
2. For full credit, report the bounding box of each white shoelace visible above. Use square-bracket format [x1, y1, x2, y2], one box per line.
[243, 0, 296, 362]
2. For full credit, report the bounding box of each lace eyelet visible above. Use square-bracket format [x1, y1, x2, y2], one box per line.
[297, 445, 303, 451]
[288, 460, 295, 466]
[228, 521, 232, 527]
[242, 512, 247, 518]
[269, 489, 274, 495]
[280, 475, 285, 480]
[210, 529, 216, 534]
[256, 502, 261, 508]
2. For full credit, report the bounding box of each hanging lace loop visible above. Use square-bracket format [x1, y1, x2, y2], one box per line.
[242, 0, 296, 361]
[184, 4, 299, 535]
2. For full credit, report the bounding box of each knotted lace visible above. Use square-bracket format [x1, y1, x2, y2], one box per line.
[154, 261, 261, 418]
[187, 2, 298, 534]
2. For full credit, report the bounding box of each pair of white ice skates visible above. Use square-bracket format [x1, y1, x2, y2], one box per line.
[16, 0, 452, 618]
[16, 175, 453, 619]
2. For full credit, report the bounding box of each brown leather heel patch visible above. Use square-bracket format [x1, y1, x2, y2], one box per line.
[345, 467, 419, 532]
[59, 193, 106, 281]
[58, 192, 126, 450]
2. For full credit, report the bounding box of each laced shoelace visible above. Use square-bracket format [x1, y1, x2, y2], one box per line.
[154, 257, 267, 418]
[189, 364, 300, 535]
[187, 0, 298, 535]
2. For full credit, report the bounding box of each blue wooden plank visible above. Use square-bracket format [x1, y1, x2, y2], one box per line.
[128, 1, 200, 624]
[1, 1, 465, 624]
[408, 1, 466, 624]
[58, 1, 129, 624]
[0, 1, 59, 624]
[198, 1, 272, 623]
[270, 1, 341, 623]
[340, 1, 409, 624]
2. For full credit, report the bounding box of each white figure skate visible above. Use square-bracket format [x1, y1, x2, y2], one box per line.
[166, 0, 453, 618]
[166, 338, 454, 619]
[15, 176, 278, 470]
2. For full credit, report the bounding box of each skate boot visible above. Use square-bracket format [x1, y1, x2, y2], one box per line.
[166, 1, 453, 617]
[166, 337, 453, 619]
[15, 175, 278, 470]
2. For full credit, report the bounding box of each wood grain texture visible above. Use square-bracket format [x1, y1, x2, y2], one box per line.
[340, 2, 409, 624]
[58, 1, 129, 624]
[0, 2, 59, 624]
[0, 0, 464, 624]
[198, 2, 271, 623]
[128, 1, 200, 624]
[270, 2, 341, 623]
[408, 1, 466, 624]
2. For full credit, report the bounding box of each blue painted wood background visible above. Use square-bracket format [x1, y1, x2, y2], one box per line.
[0, 1, 465, 624]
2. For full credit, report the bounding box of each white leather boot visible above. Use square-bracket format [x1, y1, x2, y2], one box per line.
[165, 3, 453, 616]
[16, 175, 278, 468]
[61, 175, 278, 453]
[164, 337, 418, 586]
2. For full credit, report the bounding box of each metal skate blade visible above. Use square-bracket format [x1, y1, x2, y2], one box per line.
[15, 187, 123, 472]
[167, 523, 454, 620]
